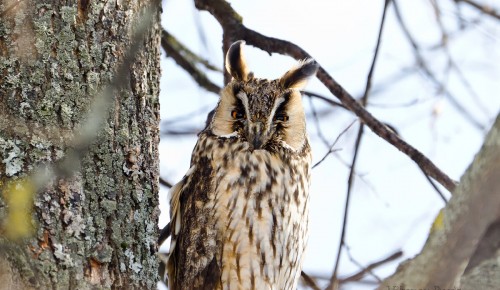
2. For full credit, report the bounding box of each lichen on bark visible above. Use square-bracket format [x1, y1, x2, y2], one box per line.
[0, 0, 161, 289]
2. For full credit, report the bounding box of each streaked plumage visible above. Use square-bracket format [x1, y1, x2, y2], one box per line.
[167, 40, 318, 290]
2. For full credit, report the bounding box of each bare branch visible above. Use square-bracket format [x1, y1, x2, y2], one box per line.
[194, 0, 457, 192]
[301, 271, 321, 290]
[378, 113, 500, 289]
[158, 222, 171, 246]
[456, 0, 500, 20]
[161, 29, 221, 94]
[393, 0, 486, 131]
[161, 128, 201, 136]
[304, 91, 346, 109]
[312, 120, 357, 169]
[307, 96, 332, 147]
[327, 2, 392, 288]
[340, 251, 403, 283]
[419, 167, 448, 203]
[159, 177, 173, 188]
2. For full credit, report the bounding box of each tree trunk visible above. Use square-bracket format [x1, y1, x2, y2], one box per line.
[0, 0, 161, 289]
[378, 113, 500, 289]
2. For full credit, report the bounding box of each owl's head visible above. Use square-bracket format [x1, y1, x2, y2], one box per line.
[209, 40, 318, 153]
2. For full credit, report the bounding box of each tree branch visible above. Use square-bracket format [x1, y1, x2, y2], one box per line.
[301, 271, 321, 290]
[194, 0, 457, 192]
[340, 251, 403, 283]
[456, 0, 500, 20]
[161, 29, 221, 94]
[378, 113, 500, 289]
[327, 1, 391, 287]
[393, 0, 486, 131]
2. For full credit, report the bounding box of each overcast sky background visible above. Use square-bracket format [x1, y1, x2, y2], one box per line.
[158, 0, 500, 289]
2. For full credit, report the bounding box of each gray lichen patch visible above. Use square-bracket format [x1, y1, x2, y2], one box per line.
[0, 138, 25, 176]
[53, 242, 74, 267]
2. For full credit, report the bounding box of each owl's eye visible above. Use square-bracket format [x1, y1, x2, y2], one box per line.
[275, 113, 289, 122]
[231, 110, 245, 119]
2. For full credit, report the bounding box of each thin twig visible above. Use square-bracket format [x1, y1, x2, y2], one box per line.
[327, 2, 391, 288]
[393, 0, 485, 131]
[301, 271, 322, 290]
[455, 0, 500, 20]
[419, 167, 448, 203]
[327, 124, 364, 290]
[158, 222, 171, 245]
[161, 29, 221, 94]
[340, 251, 403, 283]
[430, 1, 491, 117]
[162, 105, 214, 126]
[304, 91, 346, 109]
[194, 0, 457, 192]
[312, 120, 357, 169]
[308, 96, 331, 147]
[161, 128, 201, 136]
[344, 245, 383, 283]
[159, 177, 173, 188]
[433, 0, 490, 117]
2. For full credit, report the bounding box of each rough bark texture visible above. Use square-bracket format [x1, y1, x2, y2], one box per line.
[378, 113, 500, 289]
[460, 220, 500, 289]
[0, 0, 161, 289]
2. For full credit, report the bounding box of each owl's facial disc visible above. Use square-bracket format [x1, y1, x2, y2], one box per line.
[233, 89, 280, 151]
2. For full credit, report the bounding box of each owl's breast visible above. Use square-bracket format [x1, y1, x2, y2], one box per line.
[201, 135, 311, 290]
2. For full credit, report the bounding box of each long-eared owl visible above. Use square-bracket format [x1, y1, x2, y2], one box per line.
[167, 40, 318, 290]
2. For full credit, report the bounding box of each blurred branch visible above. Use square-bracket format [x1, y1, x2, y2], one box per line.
[159, 177, 173, 188]
[162, 105, 215, 126]
[0, 0, 24, 17]
[161, 29, 221, 94]
[194, 0, 458, 192]
[378, 113, 500, 289]
[304, 91, 346, 109]
[455, 0, 500, 20]
[327, 2, 391, 288]
[163, 30, 221, 72]
[161, 128, 202, 135]
[158, 222, 171, 245]
[344, 245, 383, 283]
[308, 96, 332, 147]
[431, 0, 491, 117]
[340, 251, 403, 283]
[301, 271, 321, 290]
[298, 251, 403, 288]
[393, 0, 486, 131]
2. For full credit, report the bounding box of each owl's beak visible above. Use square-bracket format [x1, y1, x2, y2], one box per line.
[247, 121, 268, 150]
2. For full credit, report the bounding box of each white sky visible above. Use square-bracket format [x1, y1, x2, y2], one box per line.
[158, 0, 500, 289]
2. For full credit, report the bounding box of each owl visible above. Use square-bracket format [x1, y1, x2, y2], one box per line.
[167, 40, 318, 290]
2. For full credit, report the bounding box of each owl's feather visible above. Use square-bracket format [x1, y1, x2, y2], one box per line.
[280, 59, 319, 89]
[167, 157, 220, 289]
[225, 40, 250, 82]
[167, 40, 317, 290]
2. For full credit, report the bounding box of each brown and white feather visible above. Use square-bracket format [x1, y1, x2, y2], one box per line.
[167, 41, 318, 290]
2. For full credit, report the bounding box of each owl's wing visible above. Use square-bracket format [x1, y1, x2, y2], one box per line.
[167, 164, 220, 290]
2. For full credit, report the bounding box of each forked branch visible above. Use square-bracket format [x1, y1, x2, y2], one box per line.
[194, 0, 457, 192]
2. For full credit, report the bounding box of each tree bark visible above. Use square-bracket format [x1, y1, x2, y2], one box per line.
[378, 113, 500, 289]
[0, 0, 161, 289]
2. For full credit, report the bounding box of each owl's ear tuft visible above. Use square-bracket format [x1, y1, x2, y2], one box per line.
[280, 59, 319, 89]
[225, 40, 251, 82]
